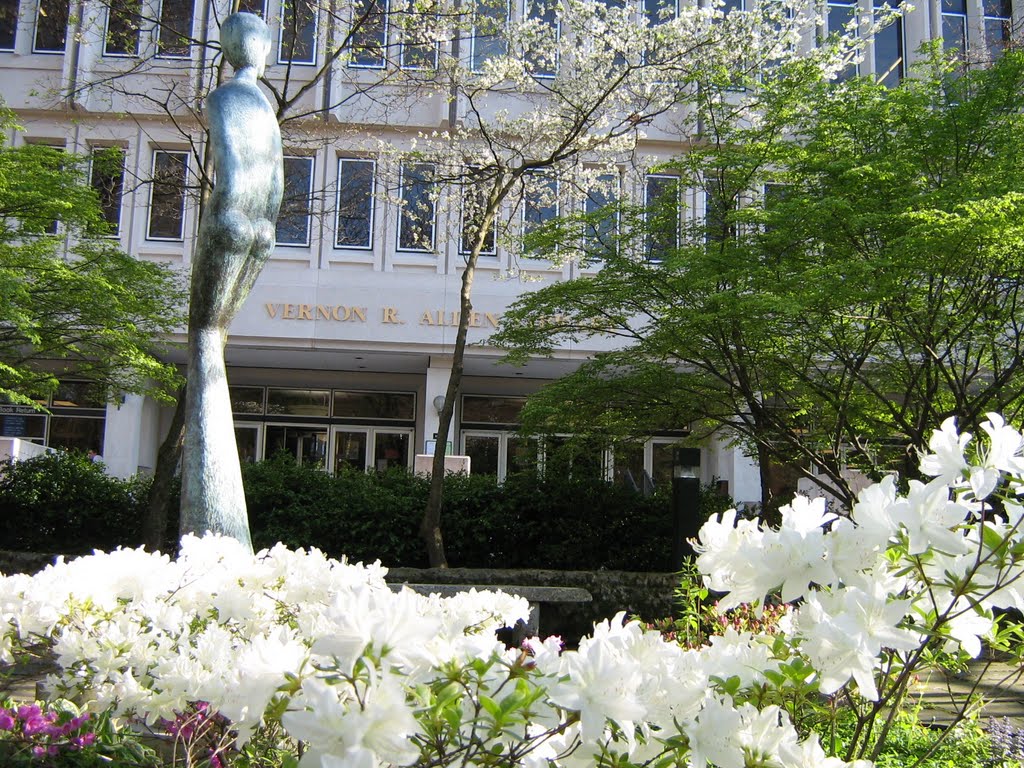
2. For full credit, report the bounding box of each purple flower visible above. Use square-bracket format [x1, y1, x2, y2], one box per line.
[16, 704, 41, 721]
[0, 710, 15, 731]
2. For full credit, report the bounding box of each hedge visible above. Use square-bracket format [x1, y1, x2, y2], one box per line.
[0, 451, 732, 571]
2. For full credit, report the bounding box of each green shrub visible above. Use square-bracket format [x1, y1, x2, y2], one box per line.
[3, 452, 734, 572]
[0, 452, 150, 554]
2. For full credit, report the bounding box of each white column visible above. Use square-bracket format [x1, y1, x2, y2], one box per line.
[101, 394, 160, 478]
[424, 356, 455, 454]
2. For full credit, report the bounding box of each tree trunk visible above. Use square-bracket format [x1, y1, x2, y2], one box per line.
[141, 385, 186, 552]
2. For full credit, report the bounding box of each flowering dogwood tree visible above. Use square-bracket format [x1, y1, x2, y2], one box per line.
[3, 413, 1024, 766]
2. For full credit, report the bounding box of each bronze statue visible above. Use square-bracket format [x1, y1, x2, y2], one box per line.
[180, 12, 283, 551]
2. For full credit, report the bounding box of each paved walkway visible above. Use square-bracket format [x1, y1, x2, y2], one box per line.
[914, 657, 1024, 729]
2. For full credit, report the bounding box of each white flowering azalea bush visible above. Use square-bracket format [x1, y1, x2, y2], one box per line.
[3, 415, 1024, 767]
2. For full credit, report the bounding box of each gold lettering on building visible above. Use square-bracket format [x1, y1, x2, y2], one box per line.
[382, 307, 402, 324]
[265, 303, 369, 322]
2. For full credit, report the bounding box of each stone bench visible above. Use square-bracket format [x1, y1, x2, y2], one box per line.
[389, 583, 593, 640]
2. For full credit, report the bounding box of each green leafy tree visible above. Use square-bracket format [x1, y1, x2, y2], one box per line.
[0, 116, 185, 406]
[493, 49, 1024, 510]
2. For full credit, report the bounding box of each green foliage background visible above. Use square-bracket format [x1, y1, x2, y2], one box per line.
[0, 452, 730, 571]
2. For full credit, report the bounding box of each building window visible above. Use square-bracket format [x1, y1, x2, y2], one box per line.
[643, 0, 675, 24]
[583, 172, 619, 260]
[34, 0, 68, 52]
[334, 427, 412, 472]
[522, 172, 557, 243]
[462, 431, 539, 481]
[0, 0, 16, 50]
[267, 387, 330, 416]
[399, 0, 438, 69]
[644, 173, 679, 262]
[825, 0, 859, 80]
[333, 390, 415, 420]
[237, 0, 266, 14]
[523, 0, 558, 77]
[873, 0, 903, 85]
[984, 0, 1012, 60]
[704, 180, 737, 243]
[279, 0, 317, 64]
[0, 380, 106, 453]
[460, 174, 497, 256]
[472, 0, 508, 70]
[147, 150, 188, 241]
[942, 0, 968, 57]
[276, 156, 314, 246]
[350, 0, 388, 67]
[397, 162, 436, 252]
[157, 0, 193, 57]
[90, 147, 126, 237]
[104, 0, 141, 56]
[336, 158, 375, 249]
[266, 424, 328, 467]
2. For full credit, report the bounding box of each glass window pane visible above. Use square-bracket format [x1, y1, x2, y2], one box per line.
[238, 0, 266, 13]
[48, 416, 104, 451]
[235, 426, 260, 463]
[351, 0, 388, 67]
[985, 17, 1011, 59]
[523, 173, 557, 234]
[105, 0, 140, 55]
[827, 0, 858, 80]
[399, 2, 438, 69]
[942, 11, 966, 56]
[506, 436, 538, 475]
[398, 163, 436, 251]
[335, 430, 368, 472]
[265, 425, 327, 468]
[230, 386, 265, 414]
[336, 158, 375, 248]
[613, 442, 645, 488]
[644, 0, 675, 24]
[644, 174, 679, 262]
[584, 173, 618, 260]
[333, 391, 415, 420]
[523, 0, 558, 77]
[472, 0, 508, 70]
[276, 156, 313, 246]
[266, 388, 330, 416]
[157, 0, 192, 56]
[34, 0, 68, 51]
[90, 147, 125, 235]
[651, 442, 676, 488]
[464, 434, 499, 475]
[873, 1, 902, 86]
[374, 431, 409, 471]
[148, 151, 188, 240]
[461, 395, 526, 425]
[0, 0, 16, 49]
[280, 0, 317, 63]
[460, 175, 497, 255]
[52, 380, 105, 408]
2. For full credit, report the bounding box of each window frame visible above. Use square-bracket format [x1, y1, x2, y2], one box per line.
[396, 161, 437, 253]
[522, 0, 560, 78]
[335, 157, 377, 250]
[155, 0, 194, 58]
[643, 172, 680, 263]
[89, 146, 127, 237]
[276, 154, 316, 247]
[471, 0, 510, 71]
[146, 149, 189, 242]
[459, 171, 498, 257]
[33, 0, 68, 53]
[0, 0, 16, 51]
[349, 0, 389, 68]
[103, 0, 142, 57]
[278, 0, 318, 65]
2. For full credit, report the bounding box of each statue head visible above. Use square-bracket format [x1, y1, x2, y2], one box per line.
[220, 12, 272, 76]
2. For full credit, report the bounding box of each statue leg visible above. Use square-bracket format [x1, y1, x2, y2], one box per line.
[180, 325, 253, 552]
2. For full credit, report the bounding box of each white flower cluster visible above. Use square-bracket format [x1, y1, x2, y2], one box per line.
[4, 415, 1020, 768]
[2, 538, 860, 767]
[696, 413, 1024, 701]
